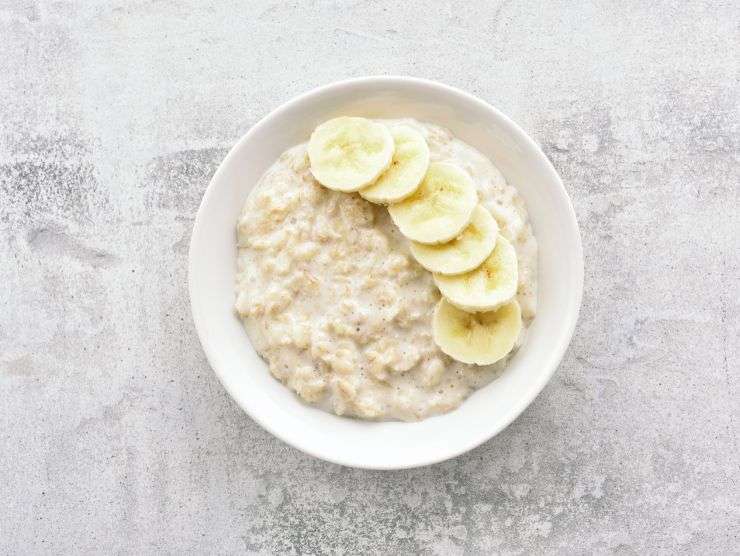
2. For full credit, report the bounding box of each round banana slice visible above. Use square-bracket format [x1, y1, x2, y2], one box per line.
[388, 162, 477, 244]
[360, 125, 430, 204]
[308, 117, 394, 192]
[434, 235, 518, 312]
[409, 205, 498, 275]
[432, 298, 522, 365]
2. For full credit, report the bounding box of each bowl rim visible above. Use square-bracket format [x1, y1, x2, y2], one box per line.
[188, 75, 584, 469]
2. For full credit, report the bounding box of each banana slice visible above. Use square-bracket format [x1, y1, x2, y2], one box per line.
[434, 235, 518, 312]
[432, 298, 522, 365]
[308, 117, 394, 192]
[409, 205, 498, 275]
[360, 125, 430, 204]
[388, 162, 477, 244]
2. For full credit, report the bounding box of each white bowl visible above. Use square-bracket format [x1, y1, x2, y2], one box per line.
[189, 76, 583, 469]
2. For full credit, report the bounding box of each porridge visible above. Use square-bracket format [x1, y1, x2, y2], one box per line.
[235, 118, 537, 421]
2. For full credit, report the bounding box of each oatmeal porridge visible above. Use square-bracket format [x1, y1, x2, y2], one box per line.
[235, 118, 537, 421]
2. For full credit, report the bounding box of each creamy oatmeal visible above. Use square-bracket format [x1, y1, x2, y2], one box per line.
[235, 119, 537, 421]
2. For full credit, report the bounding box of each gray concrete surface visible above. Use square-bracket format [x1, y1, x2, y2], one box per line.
[1, 1, 738, 554]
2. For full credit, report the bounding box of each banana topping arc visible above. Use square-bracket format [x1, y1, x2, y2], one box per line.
[307, 117, 526, 367]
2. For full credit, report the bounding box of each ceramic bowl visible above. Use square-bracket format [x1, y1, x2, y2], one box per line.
[189, 76, 583, 469]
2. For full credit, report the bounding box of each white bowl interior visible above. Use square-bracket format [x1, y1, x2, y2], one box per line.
[189, 78, 583, 469]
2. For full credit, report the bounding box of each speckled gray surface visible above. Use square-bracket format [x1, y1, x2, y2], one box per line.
[1, 1, 738, 554]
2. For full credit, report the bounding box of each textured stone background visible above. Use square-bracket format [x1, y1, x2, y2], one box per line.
[1, 1, 738, 554]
